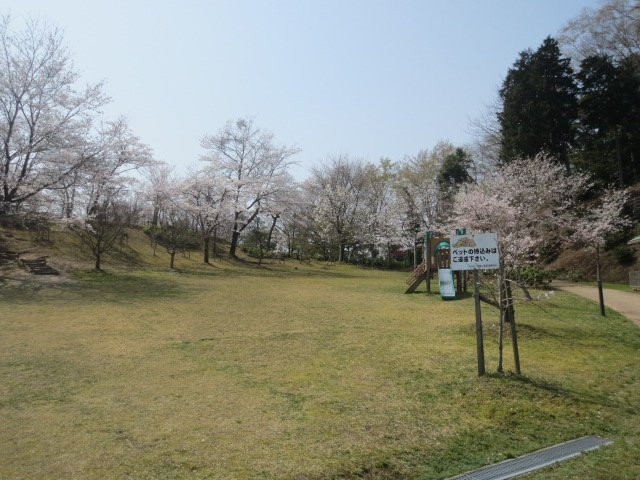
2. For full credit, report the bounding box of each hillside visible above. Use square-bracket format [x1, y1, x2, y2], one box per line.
[0, 223, 245, 292]
[549, 242, 640, 283]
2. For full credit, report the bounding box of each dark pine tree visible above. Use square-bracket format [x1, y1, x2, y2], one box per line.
[437, 148, 473, 193]
[498, 37, 578, 168]
[575, 54, 640, 186]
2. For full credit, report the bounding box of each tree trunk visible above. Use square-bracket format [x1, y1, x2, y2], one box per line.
[505, 280, 521, 374]
[203, 236, 210, 264]
[170, 251, 176, 269]
[616, 129, 624, 187]
[68, 184, 76, 218]
[596, 246, 605, 316]
[152, 207, 159, 227]
[230, 210, 260, 257]
[212, 226, 218, 259]
[413, 238, 417, 269]
[95, 253, 101, 270]
[230, 228, 240, 257]
[267, 215, 278, 251]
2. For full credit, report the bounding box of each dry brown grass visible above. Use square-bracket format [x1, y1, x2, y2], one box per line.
[0, 229, 639, 479]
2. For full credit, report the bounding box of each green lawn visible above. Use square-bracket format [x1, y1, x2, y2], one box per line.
[1, 262, 639, 479]
[601, 282, 636, 293]
[565, 281, 639, 293]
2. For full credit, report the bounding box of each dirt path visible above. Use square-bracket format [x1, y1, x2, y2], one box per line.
[554, 281, 640, 327]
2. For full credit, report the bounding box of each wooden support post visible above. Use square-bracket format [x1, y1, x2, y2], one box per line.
[473, 270, 485, 376]
[497, 270, 505, 373]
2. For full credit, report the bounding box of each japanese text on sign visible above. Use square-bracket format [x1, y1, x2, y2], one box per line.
[450, 233, 500, 271]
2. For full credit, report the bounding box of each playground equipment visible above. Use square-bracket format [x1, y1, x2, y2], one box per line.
[405, 233, 467, 297]
[438, 267, 456, 299]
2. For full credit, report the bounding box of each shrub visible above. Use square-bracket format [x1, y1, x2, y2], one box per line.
[613, 245, 635, 265]
[518, 265, 554, 287]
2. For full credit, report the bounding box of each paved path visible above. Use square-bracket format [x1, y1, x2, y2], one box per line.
[554, 281, 640, 327]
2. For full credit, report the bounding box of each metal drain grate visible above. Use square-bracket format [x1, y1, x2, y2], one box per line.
[447, 435, 612, 480]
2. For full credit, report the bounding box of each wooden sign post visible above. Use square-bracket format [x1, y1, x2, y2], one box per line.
[472, 269, 485, 376]
[450, 232, 499, 377]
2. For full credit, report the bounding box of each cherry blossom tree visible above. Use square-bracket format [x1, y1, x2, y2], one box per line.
[200, 118, 298, 257]
[158, 200, 193, 269]
[278, 187, 313, 260]
[0, 16, 107, 214]
[452, 154, 591, 271]
[142, 162, 174, 227]
[70, 194, 126, 270]
[571, 187, 630, 315]
[361, 159, 404, 262]
[82, 118, 154, 215]
[180, 170, 230, 263]
[257, 176, 298, 253]
[395, 143, 456, 266]
[451, 154, 591, 373]
[67, 118, 153, 270]
[306, 156, 369, 262]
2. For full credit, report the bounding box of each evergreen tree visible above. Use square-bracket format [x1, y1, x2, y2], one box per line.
[574, 54, 640, 185]
[437, 148, 473, 193]
[498, 37, 578, 167]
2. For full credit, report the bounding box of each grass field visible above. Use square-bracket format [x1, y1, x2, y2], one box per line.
[1, 238, 640, 479]
[601, 282, 637, 293]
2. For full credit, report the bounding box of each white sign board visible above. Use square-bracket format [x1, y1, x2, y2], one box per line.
[450, 233, 500, 271]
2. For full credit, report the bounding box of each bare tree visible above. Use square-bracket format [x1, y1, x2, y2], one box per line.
[467, 97, 503, 176]
[0, 16, 107, 213]
[559, 0, 640, 63]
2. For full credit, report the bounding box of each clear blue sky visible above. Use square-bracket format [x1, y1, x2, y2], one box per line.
[5, 0, 600, 178]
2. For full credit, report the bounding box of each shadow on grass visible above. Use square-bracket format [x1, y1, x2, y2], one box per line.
[329, 421, 587, 479]
[70, 271, 186, 303]
[514, 323, 565, 340]
[173, 263, 361, 280]
[3, 270, 187, 305]
[486, 372, 638, 414]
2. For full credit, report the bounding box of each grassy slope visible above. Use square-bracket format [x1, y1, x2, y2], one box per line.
[0, 230, 639, 479]
[549, 245, 639, 284]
